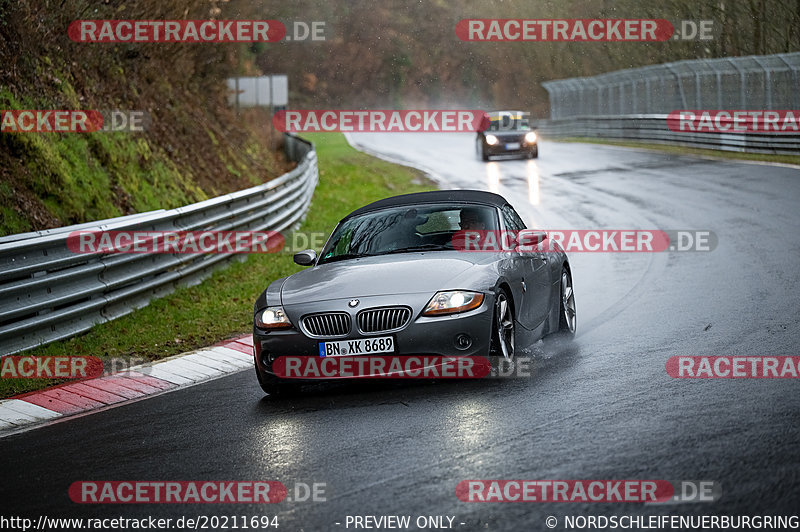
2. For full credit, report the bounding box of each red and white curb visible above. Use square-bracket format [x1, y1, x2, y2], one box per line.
[0, 335, 254, 437]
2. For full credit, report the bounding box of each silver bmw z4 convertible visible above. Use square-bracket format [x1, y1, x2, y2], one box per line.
[253, 190, 576, 395]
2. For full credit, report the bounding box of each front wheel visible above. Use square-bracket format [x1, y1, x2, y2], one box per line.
[558, 267, 577, 337]
[255, 364, 299, 397]
[490, 290, 515, 360]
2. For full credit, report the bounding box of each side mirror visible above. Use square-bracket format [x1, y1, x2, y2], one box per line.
[517, 230, 547, 251]
[293, 249, 317, 266]
[477, 112, 491, 133]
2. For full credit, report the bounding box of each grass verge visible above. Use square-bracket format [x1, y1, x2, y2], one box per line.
[550, 137, 800, 166]
[0, 133, 435, 399]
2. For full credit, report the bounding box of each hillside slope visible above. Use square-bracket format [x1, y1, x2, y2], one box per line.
[0, 0, 289, 236]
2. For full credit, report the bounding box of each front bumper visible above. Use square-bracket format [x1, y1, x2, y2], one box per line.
[254, 295, 494, 379]
[485, 141, 537, 156]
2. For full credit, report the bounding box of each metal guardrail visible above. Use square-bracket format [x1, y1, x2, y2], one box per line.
[536, 115, 800, 155]
[0, 133, 318, 356]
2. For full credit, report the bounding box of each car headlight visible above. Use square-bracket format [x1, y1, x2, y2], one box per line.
[422, 291, 485, 316]
[255, 306, 292, 329]
[485, 134, 499, 145]
[525, 131, 537, 143]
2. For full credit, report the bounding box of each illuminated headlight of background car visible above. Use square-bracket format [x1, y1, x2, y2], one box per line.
[256, 306, 292, 329]
[524, 131, 537, 143]
[422, 290, 485, 316]
[484, 134, 499, 146]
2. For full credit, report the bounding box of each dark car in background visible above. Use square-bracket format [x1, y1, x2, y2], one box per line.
[476, 110, 538, 160]
[252, 190, 575, 396]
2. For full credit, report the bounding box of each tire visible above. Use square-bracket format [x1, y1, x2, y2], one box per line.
[255, 364, 299, 397]
[557, 266, 577, 337]
[490, 289, 515, 361]
[529, 146, 539, 159]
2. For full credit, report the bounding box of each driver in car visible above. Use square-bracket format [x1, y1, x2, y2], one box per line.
[459, 207, 488, 231]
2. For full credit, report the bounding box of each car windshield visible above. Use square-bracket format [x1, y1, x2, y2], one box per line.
[319, 203, 499, 263]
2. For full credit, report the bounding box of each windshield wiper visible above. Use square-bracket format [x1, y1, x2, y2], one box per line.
[384, 244, 450, 255]
[318, 252, 371, 264]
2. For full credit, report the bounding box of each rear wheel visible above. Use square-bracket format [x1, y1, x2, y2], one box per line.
[490, 290, 515, 361]
[558, 267, 577, 337]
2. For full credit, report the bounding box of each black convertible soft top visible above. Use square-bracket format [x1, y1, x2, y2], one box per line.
[343, 190, 509, 220]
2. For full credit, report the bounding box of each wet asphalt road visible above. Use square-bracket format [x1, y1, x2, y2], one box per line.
[2, 135, 799, 531]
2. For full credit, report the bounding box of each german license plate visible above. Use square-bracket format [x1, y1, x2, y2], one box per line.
[319, 336, 395, 357]
[505, 142, 521, 150]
